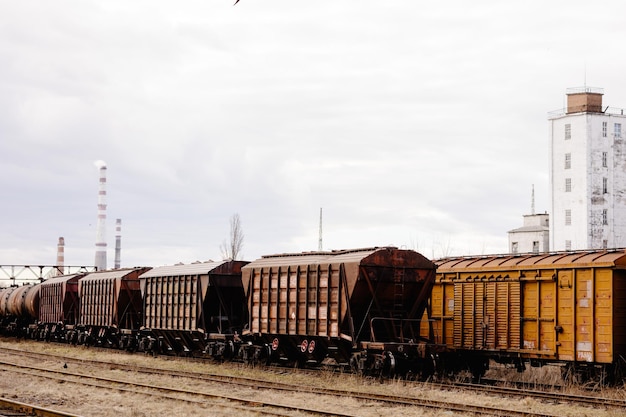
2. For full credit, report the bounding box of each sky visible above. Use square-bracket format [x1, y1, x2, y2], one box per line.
[2, 1, 626, 270]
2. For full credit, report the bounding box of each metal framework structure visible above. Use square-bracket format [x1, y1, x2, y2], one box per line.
[0, 265, 97, 286]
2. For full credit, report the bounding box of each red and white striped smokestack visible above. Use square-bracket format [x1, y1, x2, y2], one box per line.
[94, 160, 107, 271]
[114, 218, 121, 269]
[56, 237, 65, 276]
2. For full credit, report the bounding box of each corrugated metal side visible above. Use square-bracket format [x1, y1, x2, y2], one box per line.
[435, 250, 626, 364]
[426, 280, 454, 345]
[39, 274, 82, 324]
[555, 267, 615, 364]
[613, 270, 626, 361]
[595, 269, 613, 363]
[78, 268, 148, 328]
[80, 278, 116, 327]
[248, 262, 341, 337]
[245, 248, 436, 343]
[143, 274, 200, 331]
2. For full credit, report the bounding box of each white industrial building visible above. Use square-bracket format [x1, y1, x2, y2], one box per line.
[508, 212, 550, 254]
[548, 87, 626, 251]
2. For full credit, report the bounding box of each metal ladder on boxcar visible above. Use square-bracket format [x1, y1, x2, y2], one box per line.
[392, 268, 404, 341]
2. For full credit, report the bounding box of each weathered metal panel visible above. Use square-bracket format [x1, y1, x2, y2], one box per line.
[0, 287, 16, 316]
[436, 249, 626, 365]
[140, 261, 246, 334]
[39, 274, 85, 325]
[575, 269, 594, 362]
[23, 284, 40, 320]
[556, 270, 574, 361]
[595, 269, 613, 363]
[7, 285, 34, 317]
[243, 247, 436, 343]
[78, 267, 148, 329]
[143, 274, 200, 331]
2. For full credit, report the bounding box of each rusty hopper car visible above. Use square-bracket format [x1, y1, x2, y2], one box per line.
[430, 250, 626, 382]
[139, 260, 248, 356]
[37, 273, 88, 341]
[241, 247, 437, 377]
[76, 267, 151, 348]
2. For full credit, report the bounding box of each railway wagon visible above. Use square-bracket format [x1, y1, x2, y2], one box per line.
[76, 267, 151, 348]
[36, 272, 88, 341]
[241, 247, 437, 377]
[0, 287, 16, 317]
[0, 287, 17, 334]
[7, 284, 39, 319]
[4, 284, 40, 336]
[429, 250, 626, 382]
[138, 260, 248, 356]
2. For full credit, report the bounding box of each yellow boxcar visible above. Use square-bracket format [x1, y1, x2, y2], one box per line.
[427, 250, 626, 379]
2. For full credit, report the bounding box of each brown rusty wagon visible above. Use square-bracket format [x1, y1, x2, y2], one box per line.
[76, 267, 150, 348]
[138, 260, 248, 356]
[36, 273, 88, 341]
[241, 247, 438, 377]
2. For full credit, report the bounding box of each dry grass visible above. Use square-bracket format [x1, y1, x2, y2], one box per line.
[0, 338, 623, 416]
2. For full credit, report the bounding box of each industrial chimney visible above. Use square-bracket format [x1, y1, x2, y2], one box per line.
[94, 161, 107, 271]
[114, 218, 121, 269]
[56, 237, 65, 276]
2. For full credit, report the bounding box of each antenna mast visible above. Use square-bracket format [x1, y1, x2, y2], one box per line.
[318, 207, 323, 251]
[531, 184, 535, 215]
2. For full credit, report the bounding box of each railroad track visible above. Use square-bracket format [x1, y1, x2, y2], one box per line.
[0, 344, 611, 417]
[0, 357, 347, 417]
[0, 397, 82, 417]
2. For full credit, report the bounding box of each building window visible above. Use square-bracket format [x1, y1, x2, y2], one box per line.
[602, 209, 608, 225]
[603, 121, 608, 137]
[565, 209, 571, 225]
[532, 241, 539, 253]
[565, 153, 571, 169]
[602, 152, 608, 168]
[511, 242, 518, 254]
[615, 123, 622, 138]
[603, 240, 608, 249]
[565, 178, 572, 192]
[603, 177, 608, 194]
[565, 124, 571, 140]
[565, 240, 572, 251]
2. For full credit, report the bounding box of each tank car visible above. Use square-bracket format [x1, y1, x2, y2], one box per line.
[0, 286, 17, 334]
[5, 284, 39, 336]
[75, 267, 151, 348]
[429, 249, 626, 383]
[138, 260, 248, 357]
[241, 247, 438, 378]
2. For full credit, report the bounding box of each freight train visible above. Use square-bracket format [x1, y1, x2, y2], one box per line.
[1, 247, 626, 384]
[0, 247, 439, 379]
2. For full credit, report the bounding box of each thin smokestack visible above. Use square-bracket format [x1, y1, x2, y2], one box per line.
[56, 237, 65, 276]
[114, 218, 121, 269]
[94, 160, 107, 271]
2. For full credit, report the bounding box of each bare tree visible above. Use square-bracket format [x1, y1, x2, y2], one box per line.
[220, 213, 244, 260]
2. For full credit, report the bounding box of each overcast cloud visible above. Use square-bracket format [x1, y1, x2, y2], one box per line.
[1, 1, 624, 268]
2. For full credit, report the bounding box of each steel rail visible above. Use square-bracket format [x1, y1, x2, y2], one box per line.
[0, 397, 83, 417]
[0, 346, 570, 417]
[0, 359, 354, 417]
